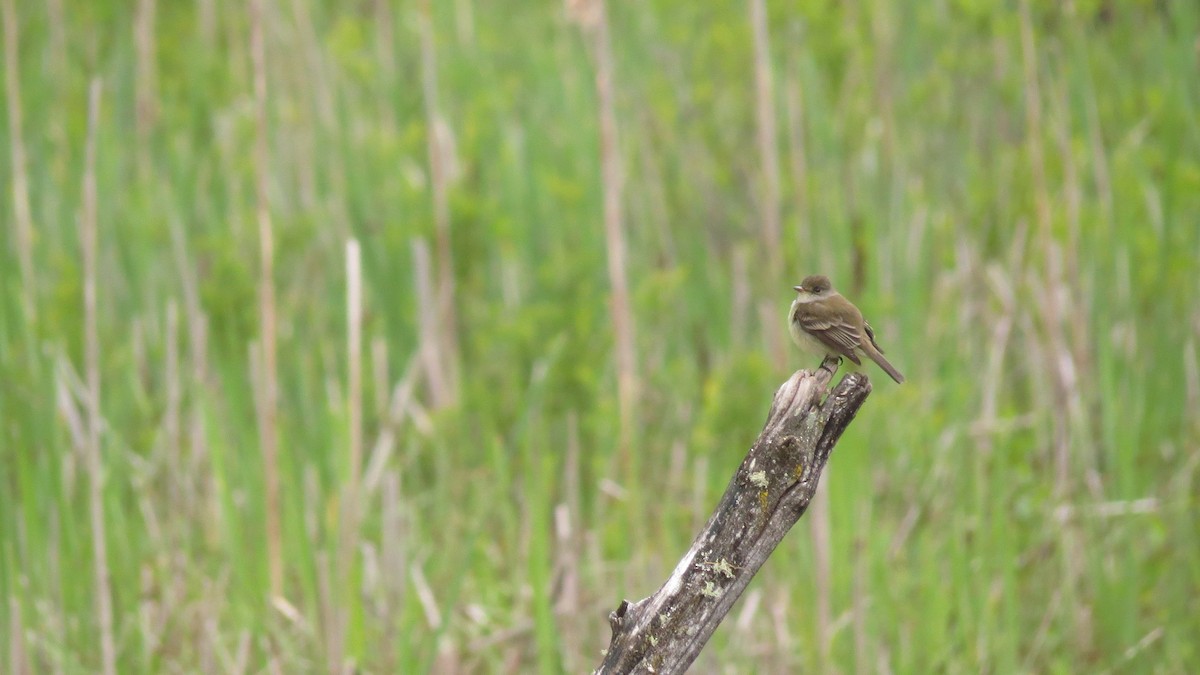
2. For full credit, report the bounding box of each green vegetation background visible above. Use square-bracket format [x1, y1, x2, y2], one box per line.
[2, 0, 1198, 672]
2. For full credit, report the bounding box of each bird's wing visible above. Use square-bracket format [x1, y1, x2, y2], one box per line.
[863, 321, 885, 354]
[795, 310, 864, 365]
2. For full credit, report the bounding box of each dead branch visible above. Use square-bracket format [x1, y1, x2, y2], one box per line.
[595, 360, 872, 673]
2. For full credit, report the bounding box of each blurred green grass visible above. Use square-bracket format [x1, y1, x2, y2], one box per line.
[2, 0, 1198, 672]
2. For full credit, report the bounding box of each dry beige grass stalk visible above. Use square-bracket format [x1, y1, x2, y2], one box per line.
[413, 238, 449, 405]
[134, 0, 157, 176]
[749, 0, 782, 284]
[82, 77, 117, 675]
[2, 0, 36, 322]
[571, 0, 638, 469]
[420, 0, 462, 408]
[251, 0, 284, 598]
[333, 239, 364, 673]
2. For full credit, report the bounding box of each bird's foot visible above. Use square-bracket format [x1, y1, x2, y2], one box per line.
[819, 355, 842, 376]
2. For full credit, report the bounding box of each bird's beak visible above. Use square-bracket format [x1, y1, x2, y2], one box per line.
[793, 285, 804, 293]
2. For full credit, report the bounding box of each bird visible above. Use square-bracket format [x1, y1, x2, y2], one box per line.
[789, 274, 905, 384]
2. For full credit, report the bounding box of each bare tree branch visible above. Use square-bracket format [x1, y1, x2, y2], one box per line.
[596, 361, 872, 674]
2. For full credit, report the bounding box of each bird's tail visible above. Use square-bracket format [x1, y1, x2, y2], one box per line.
[862, 343, 905, 384]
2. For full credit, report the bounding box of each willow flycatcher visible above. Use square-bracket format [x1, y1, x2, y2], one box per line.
[789, 274, 905, 384]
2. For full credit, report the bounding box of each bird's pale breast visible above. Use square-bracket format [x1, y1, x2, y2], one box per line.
[789, 299, 837, 357]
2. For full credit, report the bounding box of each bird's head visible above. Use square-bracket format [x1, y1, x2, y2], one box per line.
[794, 274, 834, 296]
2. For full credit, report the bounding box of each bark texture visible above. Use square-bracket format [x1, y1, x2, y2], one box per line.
[595, 362, 872, 674]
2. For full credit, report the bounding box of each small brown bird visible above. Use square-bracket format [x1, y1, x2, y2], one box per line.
[788, 275, 904, 383]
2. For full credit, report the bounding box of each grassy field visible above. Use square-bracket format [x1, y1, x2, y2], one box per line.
[2, 0, 1198, 672]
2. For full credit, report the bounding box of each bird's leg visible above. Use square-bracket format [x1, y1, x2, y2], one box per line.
[819, 355, 842, 376]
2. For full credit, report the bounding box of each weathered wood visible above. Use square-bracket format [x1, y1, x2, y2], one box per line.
[595, 360, 872, 674]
